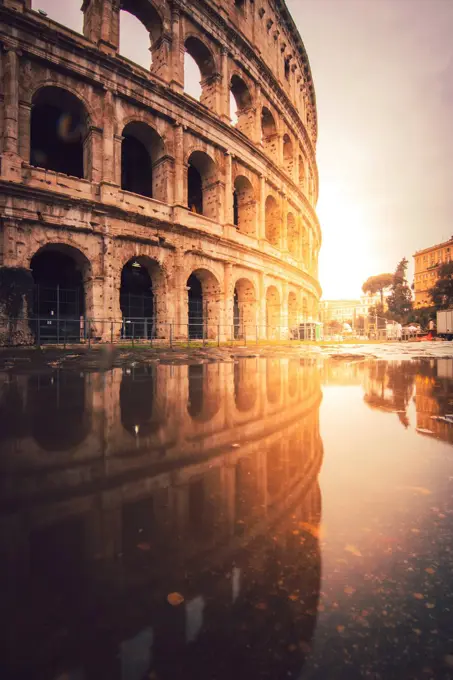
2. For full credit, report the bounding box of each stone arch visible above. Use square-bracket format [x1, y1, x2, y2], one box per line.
[30, 243, 92, 341]
[184, 35, 218, 109]
[266, 285, 281, 338]
[265, 195, 280, 247]
[288, 290, 298, 330]
[287, 212, 299, 257]
[187, 150, 218, 220]
[261, 106, 278, 156]
[187, 267, 221, 339]
[120, 256, 166, 339]
[233, 175, 256, 235]
[230, 74, 253, 135]
[283, 133, 294, 177]
[233, 277, 257, 338]
[119, 0, 164, 70]
[30, 86, 90, 179]
[121, 121, 166, 200]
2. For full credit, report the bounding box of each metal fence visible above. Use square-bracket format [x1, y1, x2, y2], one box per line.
[0, 316, 421, 348]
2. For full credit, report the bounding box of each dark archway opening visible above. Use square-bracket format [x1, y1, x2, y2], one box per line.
[187, 274, 203, 339]
[121, 135, 153, 197]
[30, 88, 87, 178]
[120, 260, 155, 339]
[233, 190, 239, 227]
[29, 372, 89, 451]
[120, 365, 158, 437]
[31, 248, 85, 343]
[188, 164, 203, 214]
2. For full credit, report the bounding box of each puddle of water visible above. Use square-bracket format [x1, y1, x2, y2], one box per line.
[0, 357, 452, 679]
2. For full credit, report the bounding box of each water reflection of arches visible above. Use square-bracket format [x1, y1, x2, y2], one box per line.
[234, 359, 258, 412]
[266, 358, 282, 404]
[187, 363, 221, 422]
[120, 365, 161, 437]
[29, 372, 89, 451]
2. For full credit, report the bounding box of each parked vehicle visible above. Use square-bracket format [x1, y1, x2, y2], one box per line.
[437, 310, 453, 340]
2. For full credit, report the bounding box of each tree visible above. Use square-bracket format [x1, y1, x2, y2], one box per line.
[428, 262, 453, 309]
[362, 273, 393, 307]
[387, 258, 413, 321]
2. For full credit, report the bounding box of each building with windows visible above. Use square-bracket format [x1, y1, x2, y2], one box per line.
[319, 293, 385, 325]
[413, 237, 453, 308]
[0, 0, 321, 343]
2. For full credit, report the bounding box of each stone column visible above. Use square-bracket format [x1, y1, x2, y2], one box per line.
[170, 1, 184, 91]
[173, 248, 188, 338]
[221, 46, 230, 122]
[280, 193, 287, 251]
[281, 281, 288, 338]
[84, 126, 103, 183]
[2, 45, 19, 155]
[82, 0, 120, 54]
[224, 263, 233, 339]
[254, 84, 262, 144]
[173, 123, 185, 206]
[258, 272, 266, 339]
[102, 88, 116, 184]
[113, 134, 123, 187]
[259, 174, 266, 240]
[18, 100, 31, 163]
[224, 152, 234, 225]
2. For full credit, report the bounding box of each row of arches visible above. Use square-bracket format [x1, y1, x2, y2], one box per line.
[28, 87, 318, 259]
[28, 245, 318, 341]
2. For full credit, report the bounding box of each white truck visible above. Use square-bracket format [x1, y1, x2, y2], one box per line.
[436, 310, 453, 339]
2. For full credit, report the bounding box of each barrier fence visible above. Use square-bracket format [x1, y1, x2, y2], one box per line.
[0, 316, 420, 348]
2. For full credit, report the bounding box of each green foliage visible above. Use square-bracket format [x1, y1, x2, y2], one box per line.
[387, 258, 413, 322]
[0, 267, 34, 319]
[362, 273, 393, 305]
[428, 262, 453, 309]
[326, 319, 343, 333]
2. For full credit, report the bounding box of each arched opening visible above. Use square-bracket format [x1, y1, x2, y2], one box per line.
[187, 364, 220, 422]
[234, 278, 257, 339]
[120, 365, 160, 437]
[29, 372, 89, 451]
[233, 176, 255, 235]
[121, 121, 165, 199]
[30, 87, 88, 179]
[120, 257, 164, 339]
[288, 291, 298, 333]
[187, 269, 221, 340]
[230, 75, 253, 135]
[184, 37, 217, 107]
[265, 195, 280, 247]
[118, 0, 163, 70]
[287, 213, 299, 257]
[266, 285, 281, 338]
[187, 151, 218, 219]
[284, 57, 291, 81]
[283, 134, 294, 177]
[261, 107, 277, 156]
[30, 245, 89, 343]
[234, 359, 258, 412]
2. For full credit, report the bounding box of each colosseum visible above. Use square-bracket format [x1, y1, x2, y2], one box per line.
[0, 0, 321, 342]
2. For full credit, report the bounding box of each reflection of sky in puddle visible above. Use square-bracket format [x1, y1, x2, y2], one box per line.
[0, 357, 453, 679]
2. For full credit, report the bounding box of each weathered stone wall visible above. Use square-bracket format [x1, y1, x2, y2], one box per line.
[0, 0, 321, 339]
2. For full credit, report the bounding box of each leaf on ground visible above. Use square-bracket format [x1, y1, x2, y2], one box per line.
[167, 592, 184, 606]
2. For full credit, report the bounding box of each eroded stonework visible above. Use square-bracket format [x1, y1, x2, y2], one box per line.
[0, 0, 321, 340]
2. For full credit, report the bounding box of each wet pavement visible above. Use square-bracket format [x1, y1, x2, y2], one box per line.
[1, 355, 453, 679]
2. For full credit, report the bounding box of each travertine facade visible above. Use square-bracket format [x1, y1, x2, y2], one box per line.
[0, 0, 321, 340]
[413, 237, 453, 309]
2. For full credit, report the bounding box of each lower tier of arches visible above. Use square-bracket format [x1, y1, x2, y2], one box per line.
[1, 230, 320, 343]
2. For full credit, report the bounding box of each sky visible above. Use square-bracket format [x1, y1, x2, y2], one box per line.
[32, 0, 453, 300]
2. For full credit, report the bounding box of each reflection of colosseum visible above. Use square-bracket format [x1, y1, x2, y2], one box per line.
[0, 358, 323, 679]
[0, 0, 321, 341]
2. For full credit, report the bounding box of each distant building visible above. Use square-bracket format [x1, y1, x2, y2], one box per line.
[413, 237, 453, 308]
[320, 293, 386, 325]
